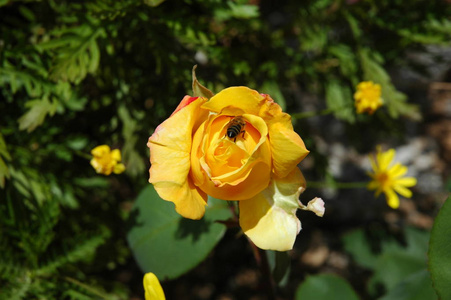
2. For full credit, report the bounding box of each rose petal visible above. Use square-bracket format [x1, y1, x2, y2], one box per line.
[259, 95, 309, 177]
[170, 95, 199, 117]
[191, 113, 272, 200]
[239, 168, 306, 251]
[148, 97, 208, 219]
[305, 197, 325, 217]
[268, 121, 309, 177]
[153, 178, 207, 220]
[201, 86, 265, 116]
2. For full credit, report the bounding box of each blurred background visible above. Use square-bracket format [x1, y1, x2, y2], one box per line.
[1, 0, 450, 299]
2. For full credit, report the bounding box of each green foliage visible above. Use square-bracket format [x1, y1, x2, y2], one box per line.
[358, 48, 421, 120]
[295, 274, 360, 300]
[325, 80, 356, 123]
[214, 1, 260, 21]
[342, 227, 430, 296]
[37, 23, 104, 84]
[267, 250, 291, 287]
[379, 270, 437, 300]
[143, 0, 166, 8]
[18, 97, 58, 132]
[1, 0, 449, 298]
[192, 65, 215, 99]
[126, 185, 232, 280]
[428, 196, 451, 300]
[0, 133, 11, 188]
[0, 181, 113, 298]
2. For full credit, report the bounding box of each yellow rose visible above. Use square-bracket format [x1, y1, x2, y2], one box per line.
[148, 87, 321, 251]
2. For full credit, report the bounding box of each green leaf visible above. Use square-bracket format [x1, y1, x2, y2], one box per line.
[0, 157, 10, 189]
[428, 196, 451, 300]
[18, 97, 59, 132]
[370, 251, 428, 295]
[126, 185, 232, 280]
[341, 228, 378, 269]
[226, 2, 259, 19]
[63, 276, 122, 300]
[65, 136, 88, 151]
[260, 81, 286, 111]
[325, 80, 356, 123]
[214, 1, 259, 21]
[295, 274, 359, 300]
[0, 59, 45, 97]
[143, 0, 166, 7]
[299, 25, 328, 52]
[267, 250, 291, 286]
[379, 269, 437, 300]
[192, 65, 214, 99]
[342, 227, 430, 295]
[0, 133, 11, 188]
[328, 44, 358, 82]
[343, 11, 362, 40]
[36, 230, 110, 276]
[359, 48, 421, 121]
[38, 25, 103, 84]
[118, 105, 145, 177]
[74, 177, 110, 188]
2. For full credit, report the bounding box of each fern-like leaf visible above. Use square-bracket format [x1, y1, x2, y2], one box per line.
[0, 133, 11, 189]
[18, 97, 59, 132]
[325, 80, 356, 123]
[35, 229, 110, 276]
[0, 59, 46, 97]
[38, 24, 104, 84]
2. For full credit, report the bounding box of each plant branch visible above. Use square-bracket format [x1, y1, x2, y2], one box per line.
[308, 181, 368, 189]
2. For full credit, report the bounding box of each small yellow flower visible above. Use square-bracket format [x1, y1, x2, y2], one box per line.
[367, 147, 417, 209]
[90, 145, 125, 175]
[143, 272, 166, 300]
[354, 81, 383, 114]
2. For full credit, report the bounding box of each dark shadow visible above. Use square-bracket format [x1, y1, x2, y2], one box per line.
[125, 207, 144, 232]
[175, 217, 212, 242]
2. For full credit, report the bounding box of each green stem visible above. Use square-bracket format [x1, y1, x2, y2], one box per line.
[74, 150, 92, 160]
[64, 277, 111, 299]
[248, 240, 276, 300]
[308, 181, 368, 189]
[291, 108, 334, 119]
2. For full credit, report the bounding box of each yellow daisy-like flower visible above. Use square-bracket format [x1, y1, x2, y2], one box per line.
[143, 272, 165, 300]
[367, 147, 417, 209]
[90, 145, 125, 175]
[354, 81, 383, 114]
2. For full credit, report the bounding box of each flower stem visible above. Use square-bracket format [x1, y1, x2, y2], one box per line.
[74, 150, 92, 160]
[64, 277, 111, 298]
[307, 181, 368, 189]
[291, 108, 334, 119]
[248, 240, 276, 300]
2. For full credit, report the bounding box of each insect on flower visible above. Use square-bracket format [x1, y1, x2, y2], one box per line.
[226, 116, 246, 142]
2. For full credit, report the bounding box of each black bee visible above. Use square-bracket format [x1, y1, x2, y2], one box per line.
[226, 116, 246, 142]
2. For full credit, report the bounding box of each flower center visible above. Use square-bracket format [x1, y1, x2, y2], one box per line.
[376, 172, 391, 189]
